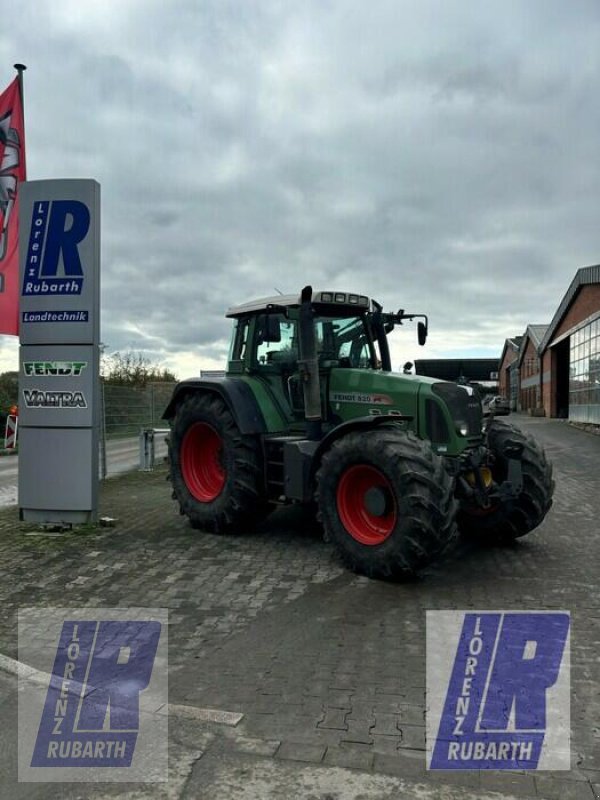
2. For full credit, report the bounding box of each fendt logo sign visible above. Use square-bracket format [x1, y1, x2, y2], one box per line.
[427, 611, 570, 770]
[22, 200, 90, 296]
[23, 361, 87, 377]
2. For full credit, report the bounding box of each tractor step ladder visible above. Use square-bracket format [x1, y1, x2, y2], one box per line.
[264, 435, 305, 499]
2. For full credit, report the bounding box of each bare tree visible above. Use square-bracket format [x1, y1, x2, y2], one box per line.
[101, 351, 177, 386]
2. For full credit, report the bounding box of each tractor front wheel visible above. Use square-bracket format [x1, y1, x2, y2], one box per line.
[169, 393, 267, 532]
[316, 429, 458, 579]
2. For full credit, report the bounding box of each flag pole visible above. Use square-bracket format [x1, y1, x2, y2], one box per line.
[13, 63, 26, 178]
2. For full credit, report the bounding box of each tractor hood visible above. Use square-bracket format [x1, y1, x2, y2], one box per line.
[327, 368, 483, 454]
[328, 369, 435, 417]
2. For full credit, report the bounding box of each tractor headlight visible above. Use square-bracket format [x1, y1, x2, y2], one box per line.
[456, 421, 469, 437]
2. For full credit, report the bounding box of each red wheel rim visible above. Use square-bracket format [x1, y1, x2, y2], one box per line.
[336, 464, 396, 545]
[181, 422, 226, 502]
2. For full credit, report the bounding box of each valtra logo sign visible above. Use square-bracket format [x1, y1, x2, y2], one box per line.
[23, 390, 87, 409]
[22, 200, 90, 296]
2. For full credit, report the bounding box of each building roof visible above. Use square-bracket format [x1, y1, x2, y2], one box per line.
[517, 324, 549, 367]
[499, 336, 523, 370]
[414, 358, 499, 382]
[528, 325, 548, 347]
[538, 264, 600, 353]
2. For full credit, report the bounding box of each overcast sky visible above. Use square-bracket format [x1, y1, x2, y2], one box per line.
[1, 0, 599, 377]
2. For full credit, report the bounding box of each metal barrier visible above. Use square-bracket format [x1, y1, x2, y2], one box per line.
[139, 428, 170, 471]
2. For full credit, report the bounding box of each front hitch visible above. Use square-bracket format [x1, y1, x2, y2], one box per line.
[456, 441, 524, 510]
[456, 447, 493, 509]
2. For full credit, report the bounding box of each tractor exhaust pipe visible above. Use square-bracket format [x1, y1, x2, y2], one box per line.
[298, 285, 322, 441]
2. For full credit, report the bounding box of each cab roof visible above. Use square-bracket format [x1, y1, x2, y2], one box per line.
[226, 290, 373, 318]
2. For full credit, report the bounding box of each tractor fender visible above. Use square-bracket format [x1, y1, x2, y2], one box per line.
[162, 377, 267, 435]
[310, 414, 413, 481]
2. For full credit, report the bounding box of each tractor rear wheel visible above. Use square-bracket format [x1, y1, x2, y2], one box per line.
[316, 428, 458, 579]
[169, 393, 268, 532]
[458, 419, 554, 542]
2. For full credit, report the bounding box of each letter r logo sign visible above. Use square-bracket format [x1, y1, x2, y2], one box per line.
[40, 201, 89, 278]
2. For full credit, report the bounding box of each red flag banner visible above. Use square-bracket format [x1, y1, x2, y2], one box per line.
[0, 77, 26, 336]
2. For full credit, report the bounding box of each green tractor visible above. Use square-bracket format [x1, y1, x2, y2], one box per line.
[163, 286, 554, 578]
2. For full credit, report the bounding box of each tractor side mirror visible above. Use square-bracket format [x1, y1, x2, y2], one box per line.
[258, 314, 282, 343]
[417, 321, 427, 346]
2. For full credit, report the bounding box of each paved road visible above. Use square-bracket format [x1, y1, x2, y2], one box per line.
[0, 434, 168, 508]
[0, 415, 598, 798]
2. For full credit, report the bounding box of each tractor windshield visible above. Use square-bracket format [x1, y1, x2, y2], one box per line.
[314, 315, 377, 369]
[250, 311, 377, 371]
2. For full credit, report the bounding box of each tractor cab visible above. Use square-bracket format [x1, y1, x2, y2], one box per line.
[225, 289, 427, 429]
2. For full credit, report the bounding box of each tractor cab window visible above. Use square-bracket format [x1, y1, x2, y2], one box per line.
[255, 314, 298, 371]
[229, 318, 250, 363]
[315, 316, 376, 369]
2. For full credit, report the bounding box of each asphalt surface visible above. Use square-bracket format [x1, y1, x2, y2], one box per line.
[0, 415, 598, 799]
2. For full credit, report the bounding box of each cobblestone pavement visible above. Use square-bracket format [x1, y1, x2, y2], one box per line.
[0, 416, 598, 799]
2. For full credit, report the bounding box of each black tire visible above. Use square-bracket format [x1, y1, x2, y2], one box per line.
[168, 392, 268, 532]
[458, 419, 554, 542]
[315, 428, 458, 579]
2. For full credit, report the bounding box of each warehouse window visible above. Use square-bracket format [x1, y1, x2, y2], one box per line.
[569, 318, 600, 423]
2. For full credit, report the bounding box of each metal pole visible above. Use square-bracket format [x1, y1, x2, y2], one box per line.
[100, 378, 107, 479]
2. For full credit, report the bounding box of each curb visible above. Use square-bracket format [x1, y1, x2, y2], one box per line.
[0, 652, 243, 727]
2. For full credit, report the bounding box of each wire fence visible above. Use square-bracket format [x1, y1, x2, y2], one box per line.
[102, 381, 176, 439]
